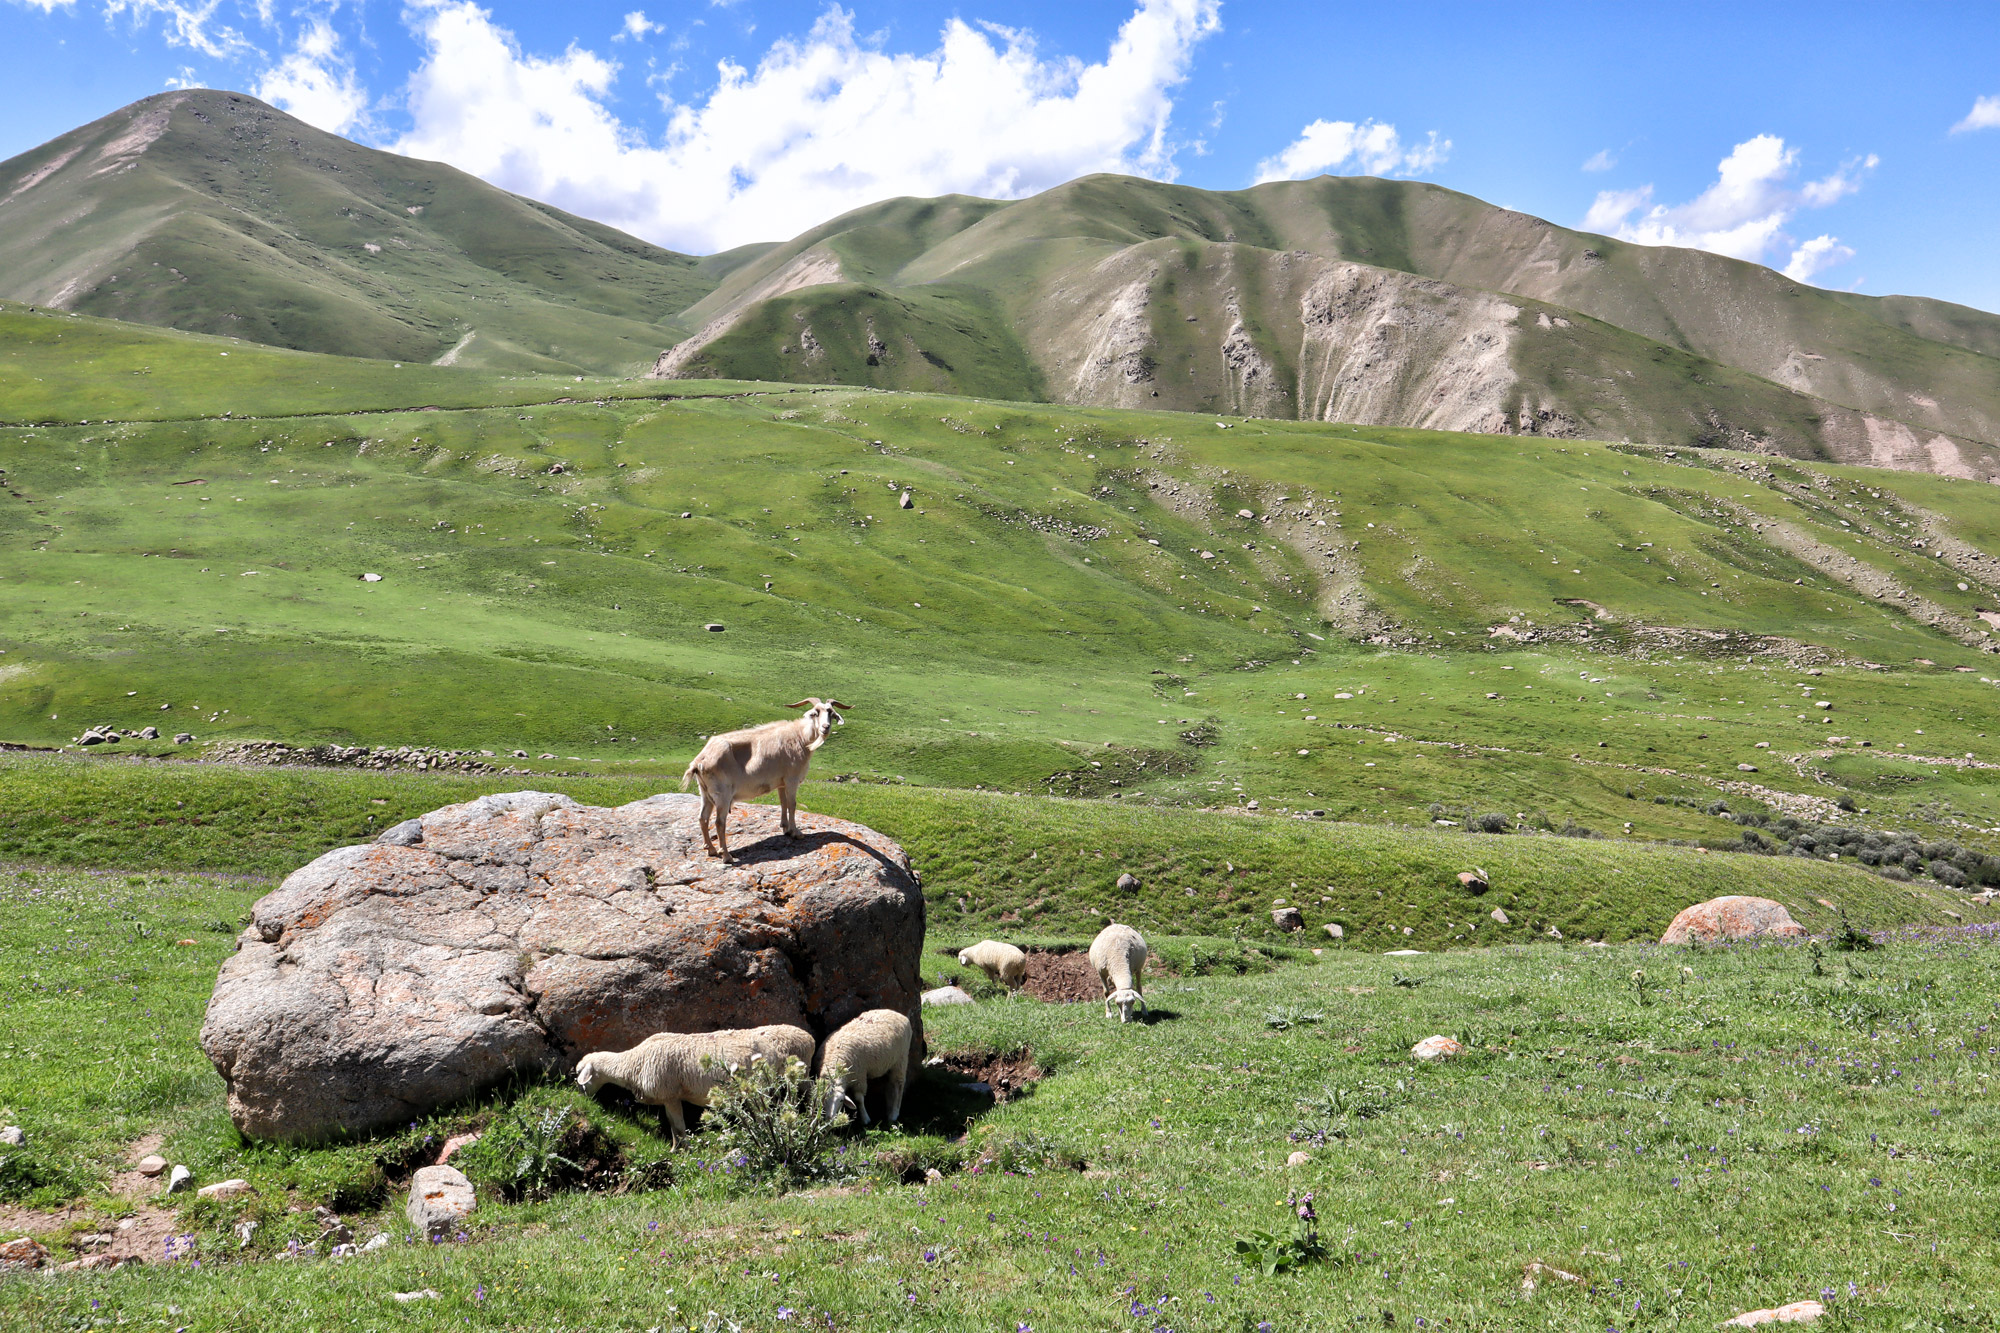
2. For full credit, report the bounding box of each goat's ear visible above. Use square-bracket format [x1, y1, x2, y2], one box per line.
[785, 699, 816, 710]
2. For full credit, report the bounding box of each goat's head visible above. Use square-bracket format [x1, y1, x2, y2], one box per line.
[788, 697, 850, 747]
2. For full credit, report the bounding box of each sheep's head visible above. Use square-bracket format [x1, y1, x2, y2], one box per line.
[956, 948, 974, 968]
[1107, 988, 1147, 1023]
[575, 1053, 607, 1092]
[788, 697, 850, 750]
[824, 1070, 856, 1118]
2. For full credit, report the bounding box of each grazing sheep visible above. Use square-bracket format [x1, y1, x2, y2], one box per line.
[1089, 922, 1149, 1022]
[575, 1024, 815, 1136]
[956, 939, 1027, 990]
[819, 1009, 913, 1126]
[681, 697, 849, 862]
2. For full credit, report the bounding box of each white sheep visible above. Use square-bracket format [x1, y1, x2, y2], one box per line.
[575, 1023, 815, 1136]
[956, 939, 1027, 990]
[1089, 922, 1149, 1022]
[819, 1009, 913, 1126]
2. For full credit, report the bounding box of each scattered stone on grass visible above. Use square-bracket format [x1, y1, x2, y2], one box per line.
[1721, 1300, 1826, 1327]
[58, 1254, 138, 1273]
[436, 1133, 481, 1165]
[1324, 923, 1343, 939]
[173, 733, 193, 744]
[393, 1290, 442, 1303]
[1490, 908, 1510, 925]
[1116, 872, 1139, 892]
[1411, 1035, 1464, 1062]
[200, 790, 923, 1142]
[1285, 1150, 1311, 1168]
[1271, 906, 1304, 931]
[0, 1127, 22, 1147]
[165, 1165, 193, 1194]
[1520, 1261, 1583, 1292]
[921, 985, 974, 1006]
[1661, 896, 1805, 945]
[196, 1178, 254, 1201]
[0, 1237, 49, 1271]
[137, 726, 159, 740]
[407, 1166, 476, 1240]
[1457, 870, 1488, 891]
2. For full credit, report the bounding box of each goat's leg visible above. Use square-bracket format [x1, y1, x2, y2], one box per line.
[781, 778, 800, 838]
[716, 799, 734, 863]
[697, 791, 718, 858]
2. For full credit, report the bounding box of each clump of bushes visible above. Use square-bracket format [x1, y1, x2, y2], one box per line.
[702, 1055, 851, 1191]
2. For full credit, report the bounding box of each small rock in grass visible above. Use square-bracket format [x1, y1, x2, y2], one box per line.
[436, 1133, 481, 1165]
[1490, 908, 1510, 925]
[899, 491, 913, 509]
[165, 1165, 194, 1194]
[921, 985, 974, 1007]
[173, 733, 193, 744]
[59, 1253, 135, 1273]
[1323, 923, 1343, 940]
[1720, 1300, 1826, 1327]
[1285, 1150, 1311, 1168]
[393, 1290, 442, 1303]
[1520, 1260, 1583, 1292]
[704, 623, 725, 632]
[1738, 763, 1758, 772]
[197, 1178, 254, 1201]
[0, 1126, 22, 1146]
[1457, 870, 1488, 891]
[0, 1237, 49, 1271]
[138, 726, 159, 740]
[1384, 948, 1426, 956]
[1271, 907, 1304, 931]
[360, 573, 382, 583]
[361, 1233, 391, 1253]
[407, 1166, 475, 1239]
[1116, 872, 1139, 892]
[1411, 1035, 1463, 1062]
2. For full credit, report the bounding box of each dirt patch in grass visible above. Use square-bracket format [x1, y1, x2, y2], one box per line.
[935, 1048, 1042, 1102]
[1022, 950, 1100, 1003]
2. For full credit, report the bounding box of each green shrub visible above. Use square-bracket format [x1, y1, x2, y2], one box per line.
[457, 1100, 617, 1202]
[702, 1055, 851, 1191]
[1471, 813, 1512, 834]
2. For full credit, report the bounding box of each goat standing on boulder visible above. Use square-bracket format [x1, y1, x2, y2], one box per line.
[682, 697, 849, 862]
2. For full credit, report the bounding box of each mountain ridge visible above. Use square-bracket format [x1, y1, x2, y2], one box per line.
[5, 91, 1999, 480]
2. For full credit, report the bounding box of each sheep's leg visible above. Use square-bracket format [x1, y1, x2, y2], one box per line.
[662, 1099, 688, 1138]
[883, 1067, 906, 1124]
[852, 1078, 872, 1127]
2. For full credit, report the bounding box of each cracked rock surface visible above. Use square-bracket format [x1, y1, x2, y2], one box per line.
[200, 791, 924, 1142]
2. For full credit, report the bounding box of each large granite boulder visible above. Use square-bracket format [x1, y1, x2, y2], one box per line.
[200, 791, 925, 1142]
[1661, 895, 1806, 945]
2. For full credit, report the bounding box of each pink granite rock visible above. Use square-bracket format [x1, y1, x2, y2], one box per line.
[1661, 896, 1805, 945]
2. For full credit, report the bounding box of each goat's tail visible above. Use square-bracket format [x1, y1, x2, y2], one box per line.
[680, 761, 699, 792]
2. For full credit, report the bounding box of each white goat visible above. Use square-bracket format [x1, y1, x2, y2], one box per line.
[681, 698, 848, 862]
[1089, 922, 1149, 1022]
[956, 939, 1027, 990]
[819, 1009, 913, 1126]
[574, 1024, 815, 1136]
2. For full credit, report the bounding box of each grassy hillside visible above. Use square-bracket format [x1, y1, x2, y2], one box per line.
[0, 91, 715, 374]
[4, 310, 2000, 877]
[659, 173, 2000, 480]
[3, 856, 1996, 1329]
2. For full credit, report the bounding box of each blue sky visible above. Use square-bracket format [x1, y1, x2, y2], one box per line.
[3, 0, 1996, 312]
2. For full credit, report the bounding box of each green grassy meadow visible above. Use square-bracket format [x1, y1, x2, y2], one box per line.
[4, 855, 1998, 1330]
[5, 295, 2000, 1328]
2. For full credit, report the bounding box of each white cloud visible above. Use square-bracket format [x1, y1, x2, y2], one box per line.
[1783, 234, 1854, 283]
[6, 0, 78, 12]
[1252, 118, 1448, 183]
[617, 10, 661, 42]
[393, 0, 1222, 254]
[256, 17, 367, 134]
[1581, 148, 1616, 173]
[1582, 134, 1873, 282]
[101, 0, 256, 60]
[1952, 94, 2000, 133]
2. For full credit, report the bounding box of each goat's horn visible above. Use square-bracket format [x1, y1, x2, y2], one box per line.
[785, 700, 816, 709]
[827, 700, 852, 709]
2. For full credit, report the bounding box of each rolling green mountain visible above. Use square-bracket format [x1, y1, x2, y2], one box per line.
[7, 92, 2000, 481]
[661, 174, 2000, 480]
[6, 298, 2000, 858]
[0, 90, 719, 374]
